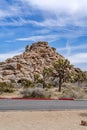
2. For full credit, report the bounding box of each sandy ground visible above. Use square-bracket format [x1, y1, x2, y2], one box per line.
[0, 90, 23, 98]
[0, 110, 87, 130]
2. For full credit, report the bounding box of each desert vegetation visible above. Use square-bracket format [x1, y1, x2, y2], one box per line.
[0, 82, 14, 94]
[0, 57, 87, 99]
[21, 87, 51, 98]
[0, 42, 87, 98]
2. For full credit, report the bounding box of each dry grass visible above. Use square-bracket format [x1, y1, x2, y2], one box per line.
[0, 83, 87, 99]
[48, 83, 87, 99]
[60, 83, 87, 99]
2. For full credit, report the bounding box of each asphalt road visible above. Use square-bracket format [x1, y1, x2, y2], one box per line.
[0, 99, 87, 111]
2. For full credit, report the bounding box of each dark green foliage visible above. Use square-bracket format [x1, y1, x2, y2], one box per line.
[34, 74, 40, 83]
[43, 67, 53, 79]
[42, 67, 53, 88]
[0, 82, 14, 94]
[38, 78, 44, 84]
[74, 70, 87, 83]
[34, 74, 47, 88]
[18, 79, 34, 88]
[46, 83, 53, 89]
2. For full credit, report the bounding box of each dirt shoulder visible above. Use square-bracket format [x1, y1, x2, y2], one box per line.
[0, 110, 87, 130]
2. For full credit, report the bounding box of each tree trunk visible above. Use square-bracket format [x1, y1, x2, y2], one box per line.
[59, 78, 62, 92]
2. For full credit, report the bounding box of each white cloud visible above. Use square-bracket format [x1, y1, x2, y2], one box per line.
[0, 0, 30, 20]
[0, 17, 26, 26]
[66, 52, 87, 70]
[65, 41, 71, 56]
[0, 0, 87, 71]
[0, 0, 87, 28]
[57, 44, 87, 70]
[0, 48, 24, 62]
[0, 6, 22, 19]
[23, 0, 87, 27]
[67, 52, 87, 64]
[16, 34, 58, 42]
[58, 44, 87, 51]
[27, 0, 87, 15]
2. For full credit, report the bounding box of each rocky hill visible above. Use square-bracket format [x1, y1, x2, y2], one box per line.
[0, 41, 64, 83]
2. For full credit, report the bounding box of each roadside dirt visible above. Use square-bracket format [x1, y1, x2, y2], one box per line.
[0, 110, 87, 130]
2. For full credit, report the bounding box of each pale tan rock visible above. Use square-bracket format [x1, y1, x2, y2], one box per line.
[3, 75, 16, 80]
[0, 78, 3, 82]
[0, 41, 70, 84]
[3, 80, 11, 83]
[2, 70, 14, 76]
[81, 120, 87, 126]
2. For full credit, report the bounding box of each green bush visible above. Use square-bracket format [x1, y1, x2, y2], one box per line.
[46, 83, 53, 89]
[18, 79, 34, 88]
[34, 74, 40, 82]
[0, 82, 14, 94]
[38, 78, 44, 84]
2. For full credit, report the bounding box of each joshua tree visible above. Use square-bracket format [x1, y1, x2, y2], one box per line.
[74, 68, 87, 86]
[53, 59, 72, 92]
[43, 67, 53, 80]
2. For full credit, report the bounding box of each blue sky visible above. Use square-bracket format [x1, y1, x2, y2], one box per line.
[0, 0, 87, 70]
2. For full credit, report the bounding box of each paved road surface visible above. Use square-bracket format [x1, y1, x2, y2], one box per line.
[0, 99, 87, 111]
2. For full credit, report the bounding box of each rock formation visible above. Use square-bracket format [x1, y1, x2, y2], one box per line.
[0, 41, 64, 83]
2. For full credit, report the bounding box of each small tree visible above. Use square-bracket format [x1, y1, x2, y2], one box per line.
[34, 74, 40, 83]
[43, 67, 53, 88]
[53, 59, 72, 92]
[43, 67, 53, 80]
[74, 69, 87, 86]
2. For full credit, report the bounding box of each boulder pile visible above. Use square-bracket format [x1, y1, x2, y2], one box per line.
[0, 41, 63, 83]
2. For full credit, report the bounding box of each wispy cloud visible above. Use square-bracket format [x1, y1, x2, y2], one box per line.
[0, 5, 22, 19]
[0, 0, 87, 28]
[0, 0, 87, 71]
[58, 44, 87, 51]
[0, 0, 87, 43]
[57, 43, 87, 70]
[23, 0, 87, 14]
[67, 52, 87, 64]
[0, 48, 24, 62]
[16, 34, 58, 43]
[24, 0, 87, 27]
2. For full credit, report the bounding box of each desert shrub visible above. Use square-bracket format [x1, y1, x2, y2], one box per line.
[38, 78, 44, 84]
[80, 113, 87, 117]
[34, 76, 48, 88]
[0, 82, 14, 94]
[61, 90, 84, 99]
[59, 83, 87, 99]
[18, 79, 34, 88]
[23, 80, 34, 88]
[21, 87, 51, 98]
[45, 83, 53, 89]
[61, 86, 85, 99]
[34, 83, 43, 88]
[37, 78, 48, 88]
[83, 88, 87, 93]
[34, 74, 40, 82]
